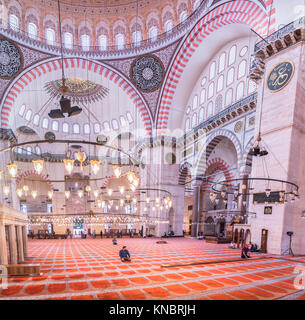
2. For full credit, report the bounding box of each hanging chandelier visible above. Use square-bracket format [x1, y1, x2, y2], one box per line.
[32, 159, 44, 175]
[7, 163, 18, 178]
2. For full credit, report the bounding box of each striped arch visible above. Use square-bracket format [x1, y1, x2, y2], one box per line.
[201, 158, 235, 191]
[195, 129, 242, 178]
[265, 0, 276, 34]
[178, 162, 192, 185]
[157, 0, 271, 132]
[1, 57, 152, 134]
[16, 170, 54, 190]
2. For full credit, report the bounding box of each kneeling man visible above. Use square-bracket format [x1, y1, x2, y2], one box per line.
[119, 246, 131, 262]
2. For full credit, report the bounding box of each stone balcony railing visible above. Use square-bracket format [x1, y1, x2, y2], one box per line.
[0, 0, 212, 59]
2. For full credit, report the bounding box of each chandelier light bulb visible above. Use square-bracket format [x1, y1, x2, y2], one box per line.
[31, 190, 38, 199]
[3, 186, 10, 196]
[63, 159, 74, 174]
[97, 200, 102, 208]
[146, 197, 150, 203]
[113, 165, 122, 178]
[85, 185, 91, 195]
[126, 194, 130, 200]
[144, 207, 147, 212]
[107, 189, 113, 196]
[127, 171, 135, 183]
[23, 185, 29, 195]
[120, 199, 124, 207]
[16, 188, 23, 198]
[7, 163, 18, 178]
[93, 189, 99, 198]
[48, 190, 53, 199]
[156, 197, 160, 204]
[169, 200, 172, 208]
[133, 197, 137, 204]
[32, 159, 44, 175]
[116, 205, 119, 210]
[65, 190, 71, 199]
[119, 186, 125, 195]
[90, 160, 100, 175]
[78, 189, 84, 198]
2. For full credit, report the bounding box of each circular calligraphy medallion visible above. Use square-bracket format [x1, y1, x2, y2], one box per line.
[0, 39, 22, 78]
[131, 55, 164, 92]
[266, 60, 294, 92]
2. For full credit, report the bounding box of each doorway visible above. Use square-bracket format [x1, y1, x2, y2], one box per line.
[260, 229, 268, 253]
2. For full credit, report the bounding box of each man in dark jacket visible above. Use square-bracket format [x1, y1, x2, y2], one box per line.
[119, 246, 131, 262]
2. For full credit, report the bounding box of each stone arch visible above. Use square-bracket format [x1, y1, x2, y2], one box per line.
[156, 0, 270, 132]
[1, 57, 153, 134]
[178, 162, 192, 185]
[245, 228, 251, 244]
[194, 129, 242, 178]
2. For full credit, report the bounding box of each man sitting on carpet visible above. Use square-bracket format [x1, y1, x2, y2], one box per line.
[241, 244, 251, 259]
[119, 246, 131, 262]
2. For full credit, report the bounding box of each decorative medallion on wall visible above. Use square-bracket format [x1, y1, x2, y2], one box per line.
[131, 55, 164, 92]
[0, 39, 22, 78]
[266, 60, 294, 92]
[234, 121, 243, 133]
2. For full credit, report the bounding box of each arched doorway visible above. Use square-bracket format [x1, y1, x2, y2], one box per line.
[240, 229, 245, 248]
[245, 229, 251, 244]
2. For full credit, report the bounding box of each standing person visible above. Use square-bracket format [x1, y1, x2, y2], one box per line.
[241, 244, 251, 259]
[100, 230, 103, 238]
[93, 230, 96, 239]
[119, 246, 131, 262]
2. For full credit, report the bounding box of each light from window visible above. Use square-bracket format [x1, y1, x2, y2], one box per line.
[227, 67, 234, 86]
[28, 22, 37, 39]
[238, 60, 247, 78]
[185, 118, 190, 131]
[248, 79, 257, 94]
[52, 121, 59, 131]
[98, 34, 107, 51]
[192, 113, 197, 128]
[84, 124, 90, 134]
[63, 123, 69, 133]
[240, 46, 248, 57]
[46, 28, 55, 45]
[64, 32, 73, 49]
[94, 123, 100, 133]
[207, 101, 213, 117]
[229, 45, 237, 65]
[219, 52, 226, 73]
[33, 114, 39, 126]
[199, 107, 205, 122]
[132, 31, 142, 46]
[225, 89, 233, 106]
[73, 123, 80, 134]
[112, 119, 119, 130]
[192, 95, 198, 110]
[25, 110, 32, 121]
[35, 146, 41, 155]
[208, 82, 214, 99]
[81, 34, 90, 51]
[126, 112, 133, 123]
[200, 89, 206, 105]
[42, 118, 49, 129]
[9, 14, 19, 31]
[236, 82, 244, 100]
[120, 116, 127, 127]
[103, 121, 110, 132]
[19, 104, 26, 116]
[164, 20, 173, 32]
[26, 146, 31, 155]
[217, 75, 224, 92]
[149, 26, 158, 42]
[115, 33, 125, 50]
[209, 62, 216, 80]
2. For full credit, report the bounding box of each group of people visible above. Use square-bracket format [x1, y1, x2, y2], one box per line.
[228, 241, 260, 259]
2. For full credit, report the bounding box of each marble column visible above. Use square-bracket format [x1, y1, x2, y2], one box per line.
[0, 224, 7, 265]
[191, 181, 201, 237]
[16, 225, 24, 263]
[8, 225, 17, 264]
[22, 226, 28, 258]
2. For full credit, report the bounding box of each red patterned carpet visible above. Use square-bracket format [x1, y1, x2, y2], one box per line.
[1, 238, 304, 300]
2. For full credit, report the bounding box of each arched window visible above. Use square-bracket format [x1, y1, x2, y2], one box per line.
[225, 89, 233, 106]
[185, 118, 190, 131]
[73, 123, 80, 134]
[238, 60, 247, 79]
[193, 0, 201, 10]
[33, 114, 39, 126]
[229, 45, 237, 65]
[42, 118, 49, 129]
[199, 107, 205, 122]
[52, 121, 59, 131]
[9, 14, 19, 31]
[164, 20, 173, 32]
[17, 147, 22, 154]
[25, 110, 32, 121]
[98, 34, 107, 51]
[227, 67, 234, 86]
[120, 116, 127, 127]
[126, 112, 133, 123]
[115, 33, 125, 50]
[46, 28, 55, 45]
[63, 123, 69, 133]
[180, 11, 188, 23]
[217, 75, 224, 92]
[240, 46, 248, 57]
[26, 146, 32, 155]
[201, 77, 207, 87]
[149, 26, 158, 42]
[35, 146, 41, 155]
[207, 101, 213, 117]
[94, 123, 100, 133]
[200, 89, 206, 105]
[28, 23, 37, 39]
[64, 32, 73, 49]
[236, 82, 245, 100]
[215, 94, 223, 113]
[84, 124, 90, 134]
[103, 121, 110, 132]
[132, 31, 142, 46]
[209, 61, 216, 80]
[81, 34, 90, 51]
[219, 52, 226, 73]
[192, 95, 198, 110]
[192, 113, 197, 128]
[112, 119, 119, 130]
[208, 82, 214, 99]
[19, 104, 26, 116]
